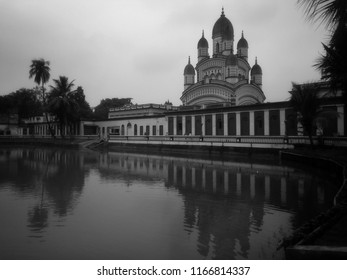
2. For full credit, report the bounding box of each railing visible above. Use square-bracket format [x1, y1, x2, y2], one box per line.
[0, 135, 99, 141]
[108, 134, 347, 147]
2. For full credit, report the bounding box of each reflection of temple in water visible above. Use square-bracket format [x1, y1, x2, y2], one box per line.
[99, 152, 336, 259]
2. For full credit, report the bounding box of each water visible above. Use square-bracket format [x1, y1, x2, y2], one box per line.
[0, 147, 338, 260]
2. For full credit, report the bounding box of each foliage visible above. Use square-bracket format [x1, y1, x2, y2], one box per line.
[48, 76, 79, 137]
[29, 59, 51, 95]
[10, 88, 43, 120]
[29, 58, 55, 137]
[69, 87, 94, 120]
[0, 89, 42, 123]
[290, 82, 339, 146]
[93, 98, 132, 120]
[297, 0, 347, 98]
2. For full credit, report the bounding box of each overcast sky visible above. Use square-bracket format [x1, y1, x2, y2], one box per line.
[0, 0, 328, 107]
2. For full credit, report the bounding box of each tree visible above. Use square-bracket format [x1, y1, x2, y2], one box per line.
[93, 98, 132, 120]
[9, 88, 42, 121]
[297, 0, 347, 98]
[69, 87, 94, 120]
[29, 59, 55, 137]
[48, 76, 78, 137]
[0, 95, 16, 128]
[290, 82, 339, 146]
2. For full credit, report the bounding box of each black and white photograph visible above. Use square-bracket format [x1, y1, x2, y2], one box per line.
[0, 0, 346, 278]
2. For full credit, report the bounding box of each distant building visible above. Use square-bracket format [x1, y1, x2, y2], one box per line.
[182, 8, 265, 106]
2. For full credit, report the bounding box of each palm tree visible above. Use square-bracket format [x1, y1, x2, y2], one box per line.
[290, 82, 339, 146]
[48, 76, 78, 137]
[297, 0, 347, 98]
[29, 59, 55, 137]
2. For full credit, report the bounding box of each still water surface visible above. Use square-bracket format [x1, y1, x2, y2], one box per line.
[0, 147, 338, 259]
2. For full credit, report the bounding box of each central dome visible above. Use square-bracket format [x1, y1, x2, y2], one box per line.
[212, 9, 234, 40]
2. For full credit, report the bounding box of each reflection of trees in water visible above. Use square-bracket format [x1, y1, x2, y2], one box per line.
[0, 147, 91, 232]
[41, 150, 85, 217]
[27, 205, 49, 232]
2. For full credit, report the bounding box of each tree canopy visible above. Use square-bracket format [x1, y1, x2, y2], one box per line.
[93, 98, 132, 120]
[297, 0, 347, 98]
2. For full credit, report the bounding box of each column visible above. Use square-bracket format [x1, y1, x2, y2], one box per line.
[264, 110, 269, 136]
[249, 111, 255, 136]
[223, 113, 228, 136]
[191, 115, 195, 136]
[201, 115, 205, 136]
[337, 105, 344, 136]
[280, 109, 286, 136]
[173, 116, 177, 135]
[236, 112, 241, 136]
[182, 116, 186, 136]
[212, 114, 216, 136]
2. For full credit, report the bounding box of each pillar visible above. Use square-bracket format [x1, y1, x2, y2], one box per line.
[212, 114, 216, 136]
[337, 105, 344, 136]
[280, 109, 286, 136]
[192, 115, 196, 136]
[173, 116, 177, 135]
[223, 113, 228, 136]
[236, 112, 241, 136]
[264, 110, 269, 136]
[249, 111, 255, 136]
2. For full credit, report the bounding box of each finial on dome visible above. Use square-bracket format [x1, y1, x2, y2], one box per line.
[242, 30, 244, 38]
[202, 30, 204, 37]
[255, 57, 258, 64]
[221, 7, 224, 16]
[188, 56, 191, 64]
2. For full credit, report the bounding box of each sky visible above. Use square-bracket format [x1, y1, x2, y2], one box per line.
[0, 0, 328, 107]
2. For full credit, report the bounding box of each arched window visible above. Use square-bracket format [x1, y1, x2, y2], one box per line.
[134, 124, 138, 136]
[121, 125, 125, 135]
[216, 43, 219, 53]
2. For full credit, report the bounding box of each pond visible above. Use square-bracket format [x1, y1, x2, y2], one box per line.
[0, 146, 338, 259]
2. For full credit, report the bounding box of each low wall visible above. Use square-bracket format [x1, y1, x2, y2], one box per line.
[280, 151, 347, 259]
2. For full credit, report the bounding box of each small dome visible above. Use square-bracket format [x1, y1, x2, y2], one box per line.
[212, 8, 234, 40]
[197, 30, 209, 48]
[251, 58, 262, 75]
[237, 31, 248, 49]
[225, 53, 238, 66]
[184, 57, 195, 75]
